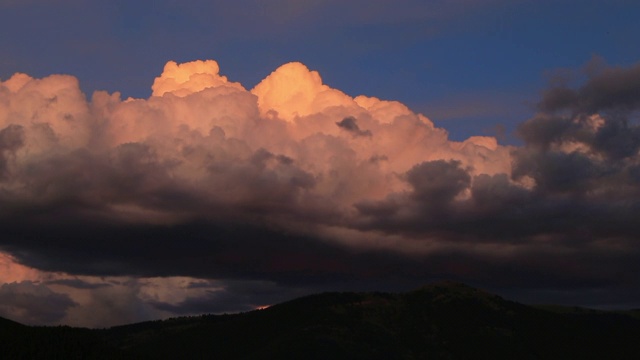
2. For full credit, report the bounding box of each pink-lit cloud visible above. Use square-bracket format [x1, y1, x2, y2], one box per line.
[3, 58, 640, 326]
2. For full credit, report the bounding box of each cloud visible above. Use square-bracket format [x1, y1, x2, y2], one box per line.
[336, 117, 372, 137]
[2, 57, 640, 326]
[406, 160, 471, 205]
[147, 279, 306, 315]
[251, 61, 355, 122]
[538, 60, 640, 115]
[0, 124, 24, 179]
[0, 281, 77, 325]
[151, 60, 244, 97]
[0, 252, 44, 284]
[46, 278, 112, 289]
[0, 57, 510, 284]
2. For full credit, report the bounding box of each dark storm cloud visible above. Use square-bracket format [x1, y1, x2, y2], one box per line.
[530, 61, 640, 160]
[538, 61, 640, 115]
[2, 212, 462, 290]
[518, 113, 640, 160]
[406, 160, 470, 205]
[514, 61, 640, 194]
[2, 219, 330, 282]
[348, 57, 640, 305]
[494, 61, 640, 273]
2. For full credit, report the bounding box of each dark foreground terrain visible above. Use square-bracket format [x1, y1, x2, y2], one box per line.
[2, 282, 640, 359]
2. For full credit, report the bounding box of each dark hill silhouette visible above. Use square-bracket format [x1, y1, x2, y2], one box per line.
[2, 282, 640, 359]
[0, 315, 23, 329]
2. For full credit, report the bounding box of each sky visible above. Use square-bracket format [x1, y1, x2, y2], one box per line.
[1, 0, 640, 327]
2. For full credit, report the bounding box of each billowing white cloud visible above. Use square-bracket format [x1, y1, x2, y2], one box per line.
[151, 59, 244, 97]
[0, 59, 513, 227]
[251, 61, 355, 122]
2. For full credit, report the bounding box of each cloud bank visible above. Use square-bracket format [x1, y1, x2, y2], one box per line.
[1, 58, 640, 326]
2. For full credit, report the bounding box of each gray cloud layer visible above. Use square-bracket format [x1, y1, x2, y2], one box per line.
[0, 281, 77, 325]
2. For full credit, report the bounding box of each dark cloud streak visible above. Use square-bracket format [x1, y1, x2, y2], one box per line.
[336, 117, 372, 137]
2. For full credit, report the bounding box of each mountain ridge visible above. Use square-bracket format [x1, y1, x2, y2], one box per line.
[2, 282, 640, 359]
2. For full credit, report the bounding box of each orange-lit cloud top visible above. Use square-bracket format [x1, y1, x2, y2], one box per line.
[151, 60, 245, 97]
[251, 61, 355, 121]
[0, 252, 42, 284]
[0, 58, 513, 225]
